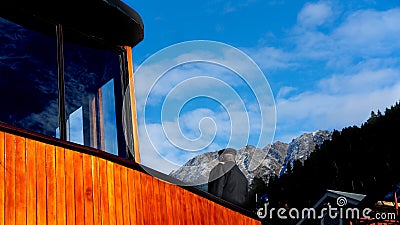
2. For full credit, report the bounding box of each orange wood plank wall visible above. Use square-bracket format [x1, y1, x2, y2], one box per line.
[0, 131, 260, 225]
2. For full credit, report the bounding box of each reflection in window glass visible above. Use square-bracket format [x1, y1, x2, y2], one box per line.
[64, 40, 122, 155]
[67, 106, 84, 144]
[0, 17, 58, 136]
[101, 80, 118, 155]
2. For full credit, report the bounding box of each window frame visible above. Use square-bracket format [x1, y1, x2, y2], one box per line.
[0, 16, 132, 158]
[58, 23, 131, 158]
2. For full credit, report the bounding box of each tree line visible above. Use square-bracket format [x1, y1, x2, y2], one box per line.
[249, 101, 400, 223]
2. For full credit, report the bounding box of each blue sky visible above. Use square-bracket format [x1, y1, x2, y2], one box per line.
[123, 0, 400, 173]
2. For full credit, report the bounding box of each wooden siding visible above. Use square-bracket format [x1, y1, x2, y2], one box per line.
[0, 131, 260, 225]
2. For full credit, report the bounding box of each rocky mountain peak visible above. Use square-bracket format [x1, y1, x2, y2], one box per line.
[169, 130, 332, 188]
[287, 130, 332, 163]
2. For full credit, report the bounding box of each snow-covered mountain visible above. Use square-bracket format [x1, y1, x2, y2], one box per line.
[279, 130, 332, 175]
[169, 130, 332, 187]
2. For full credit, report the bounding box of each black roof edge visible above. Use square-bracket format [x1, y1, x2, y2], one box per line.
[104, 0, 144, 30]
[1, 0, 144, 47]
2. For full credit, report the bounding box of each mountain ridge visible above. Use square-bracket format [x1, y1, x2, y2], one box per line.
[169, 129, 332, 187]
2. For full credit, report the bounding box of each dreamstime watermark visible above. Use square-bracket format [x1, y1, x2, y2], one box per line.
[257, 196, 396, 223]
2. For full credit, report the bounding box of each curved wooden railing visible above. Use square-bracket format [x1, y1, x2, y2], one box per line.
[0, 124, 260, 225]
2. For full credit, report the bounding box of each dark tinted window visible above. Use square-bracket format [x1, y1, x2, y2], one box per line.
[64, 40, 124, 155]
[0, 16, 128, 156]
[0, 17, 58, 136]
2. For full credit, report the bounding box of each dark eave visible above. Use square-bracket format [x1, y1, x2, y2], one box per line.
[1, 0, 144, 47]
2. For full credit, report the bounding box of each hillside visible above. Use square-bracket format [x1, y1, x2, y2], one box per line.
[266, 101, 400, 210]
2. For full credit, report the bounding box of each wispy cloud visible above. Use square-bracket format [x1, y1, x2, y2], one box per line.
[246, 4, 400, 142]
[275, 69, 400, 142]
[243, 46, 298, 71]
[292, 7, 400, 63]
[134, 41, 276, 173]
[134, 3, 400, 173]
[317, 69, 400, 94]
[204, 0, 259, 15]
[139, 120, 224, 174]
[278, 82, 400, 131]
[333, 8, 400, 54]
[277, 86, 297, 99]
[297, 2, 334, 28]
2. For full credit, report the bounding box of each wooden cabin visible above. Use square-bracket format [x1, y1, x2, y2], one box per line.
[0, 0, 261, 224]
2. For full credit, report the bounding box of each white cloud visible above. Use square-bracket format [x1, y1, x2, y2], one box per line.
[275, 69, 400, 141]
[317, 69, 400, 94]
[221, 0, 257, 14]
[135, 5, 400, 173]
[134, 41, 276, 173]
[243, 46, 298, 71]
[297, 2, 333, 28]
[262, 5, 400, 143]
[138, 121, 224, 174]
[334, 8, 400, 53]
[134, 45, 273, 111]
[277, 86, 297, 98]
[250, 5, 400, 143]
[139, 102, 276, 174]
[292, 7, 400, 61]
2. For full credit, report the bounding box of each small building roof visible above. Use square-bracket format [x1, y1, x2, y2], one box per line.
[327, 189, 367, 203]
